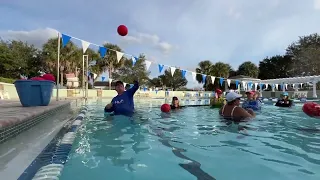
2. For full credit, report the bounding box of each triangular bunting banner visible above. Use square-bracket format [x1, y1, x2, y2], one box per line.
[99, 46, 107, 58]
[191, 72, 196, 81]
[285, 84, 288, 90]
[235, 80, 239, 88]
[265, 83, 268, 89]
[158, 64, 164, 73]
[242, 81, 246, 90]
[293, 84, 295, 88]
[202, 74, 206, 83]
[81, 40, 90, 53]
[101, 76, 106, 81]
[210, 76, 215, 85]
[181, 70, 187, 78]
[227, 79, 231, 87]
[109, 78, 113, 84]
[219, 78, 224, 86]
[61, 34, 71, 47]
[300, 83, 303, 88]
[116, 51, 124, 63]
[259, 83, 263, 90]
[170, 67, 176, 77]
[130, 84, 134, 88]
[145, 60, 152, 70]
[123, 82, 127, 88]
[131, 56, 137, 66]
[275, 84, 279, 90]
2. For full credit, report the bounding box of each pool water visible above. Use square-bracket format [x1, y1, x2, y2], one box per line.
[59, 99, 320, 180]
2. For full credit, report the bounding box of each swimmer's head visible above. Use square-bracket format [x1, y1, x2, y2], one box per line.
[115, 81, 125, 94]
[281, 92, 289, 99]
[226, 92, 242, 106]
[216, 89, 223, 97]
[172, 96, 179, 106]
[245, 91, 254, 99]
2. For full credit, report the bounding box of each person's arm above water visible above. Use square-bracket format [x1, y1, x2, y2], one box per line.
[236, 107, 255, 118]
[275, 100, 282, 107]
[126, 80, 139, 96]
[104, 99, 115, 112]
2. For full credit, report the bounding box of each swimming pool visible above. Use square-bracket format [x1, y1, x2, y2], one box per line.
[59, 99, 320, 180]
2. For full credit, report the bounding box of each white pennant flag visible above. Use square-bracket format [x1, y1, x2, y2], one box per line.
[170, 67, 176, 77]
[81, 40, 90, 53]
[145, 60, 152, 70]
[300, 83, 303, 88]
[116, 51, 124, 63]
[285, 84, 288, 90]
[292, 84, 295, 88]
[254, 83, 258, 90]
[109, 78, 113, 84]
[123, 82, 127, 88]
[211, 76, 215, 85]
[275, 84, 278, 90]
[242, 81, 246, 90]
[191, 72, 196, 81]
[227, 79, 231, 87]
[265, 83, 268, 89]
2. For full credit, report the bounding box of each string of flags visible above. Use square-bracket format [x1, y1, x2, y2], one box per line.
[60, 32, 306, 91]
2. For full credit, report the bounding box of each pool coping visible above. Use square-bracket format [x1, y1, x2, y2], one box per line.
[17, 106, 88, 180]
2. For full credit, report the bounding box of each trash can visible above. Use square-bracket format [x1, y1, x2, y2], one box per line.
[14, 80, 54, 107]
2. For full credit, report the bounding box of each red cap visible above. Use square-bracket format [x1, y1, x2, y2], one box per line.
[216, 89, 223, 94]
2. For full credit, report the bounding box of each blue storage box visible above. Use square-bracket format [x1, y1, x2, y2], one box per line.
[14, 80, 54, 107]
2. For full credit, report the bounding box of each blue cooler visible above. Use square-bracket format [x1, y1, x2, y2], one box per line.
[14, 80, 54, 107]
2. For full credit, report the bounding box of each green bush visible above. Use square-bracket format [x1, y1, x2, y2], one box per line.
[0, 77, 16, 84]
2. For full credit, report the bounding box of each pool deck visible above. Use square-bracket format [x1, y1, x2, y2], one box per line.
[0, 100, 70, 129]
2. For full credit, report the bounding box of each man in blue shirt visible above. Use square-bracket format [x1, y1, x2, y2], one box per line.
[104, 80, 139, 116]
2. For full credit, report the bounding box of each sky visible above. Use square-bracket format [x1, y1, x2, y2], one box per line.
[1, 0, 320, 88]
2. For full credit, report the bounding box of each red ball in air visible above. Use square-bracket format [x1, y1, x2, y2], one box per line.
[117, 25, 128, 36]
[161, 104, 171, 113]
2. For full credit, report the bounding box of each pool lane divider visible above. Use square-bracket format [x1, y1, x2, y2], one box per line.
[18, 106, 88, 180]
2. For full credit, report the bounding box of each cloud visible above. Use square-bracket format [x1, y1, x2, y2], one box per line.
[315, 0, 320, 10]
[119, 32, 176, 54]
[0, 28, 58, 47]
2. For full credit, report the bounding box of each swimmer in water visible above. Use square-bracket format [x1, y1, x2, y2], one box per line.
[275, 92, 293, 107]
[242, 91, 262, 111]
[170, 96, 183, 110]
[104, 80, 139, 117]
[210, 89, 225, 108]
[220, 92, 255, 121]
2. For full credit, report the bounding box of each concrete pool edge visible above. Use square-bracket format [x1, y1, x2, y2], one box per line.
[17, 106, 88, 180]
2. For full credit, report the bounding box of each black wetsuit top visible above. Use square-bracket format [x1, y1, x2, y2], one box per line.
[275, 99, 293, 107]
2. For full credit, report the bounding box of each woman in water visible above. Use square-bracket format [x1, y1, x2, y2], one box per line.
[275, 92, 294, 107]
[242, 91, 262, 111]
[220, 92, 255, 121]
[171, 96, 183, 109]
[210, 89, 225, 108]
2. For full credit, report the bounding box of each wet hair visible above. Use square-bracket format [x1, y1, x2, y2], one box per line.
[172, 96, 178, 101]
[115, 81, 123, 86]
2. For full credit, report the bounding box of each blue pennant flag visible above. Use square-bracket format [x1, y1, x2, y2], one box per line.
[101, 76, 106, 81]
[155, 89, 158, 94]
[61, 34, 71, 47]
[99, 46, 107, 58]
[280, 84, 283, 90]
[259, 83, 263, 90]
[143, 87, 147, 91]
[158, 64, 164, 73]
[130, 84, 134, 88]
[272, 84, 275, 88]
[219, 78, 224, 86]
[181, 70, 186, 78]
[132, 56, 137, 66]
[235, 80, 239, 88]
[202, 74, 206, 83]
